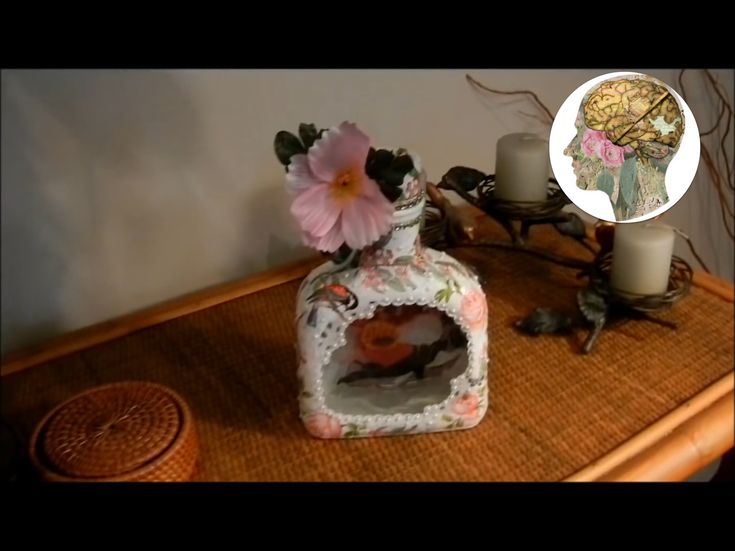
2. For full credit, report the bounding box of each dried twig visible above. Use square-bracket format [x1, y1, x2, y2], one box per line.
[463, 239, 592, 271]
[672, 228, 712, 273]
[466, 74, 554, 124]
[703, 70, 734, 191]
[677, 69, 735, 244]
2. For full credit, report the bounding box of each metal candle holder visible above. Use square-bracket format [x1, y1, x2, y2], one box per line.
[437, 172, 571, 245]
[421, 170, 695, 356]
[576, 252, 693, 353]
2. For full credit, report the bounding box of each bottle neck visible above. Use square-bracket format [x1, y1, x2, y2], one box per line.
[379, 195, 425, 258]
[363, 149, 426, 262]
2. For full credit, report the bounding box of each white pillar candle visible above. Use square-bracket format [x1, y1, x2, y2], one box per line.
[494, 133, 551, 202]
[610, 222, 675, 295]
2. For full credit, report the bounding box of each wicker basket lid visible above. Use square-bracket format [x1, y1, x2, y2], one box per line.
[30, 382, 198, 482]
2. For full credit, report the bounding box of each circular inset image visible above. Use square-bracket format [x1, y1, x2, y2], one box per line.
[549, 72, 700, 223]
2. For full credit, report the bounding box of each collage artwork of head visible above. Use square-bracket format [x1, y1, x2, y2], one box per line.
[563, 74, 685, 222]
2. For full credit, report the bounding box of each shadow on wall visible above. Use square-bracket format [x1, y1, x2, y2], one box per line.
[240, 182, 311, 275]
[1, 70, 209, 355]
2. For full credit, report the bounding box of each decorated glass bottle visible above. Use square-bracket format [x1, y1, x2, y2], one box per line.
[295, 150, 489, 439]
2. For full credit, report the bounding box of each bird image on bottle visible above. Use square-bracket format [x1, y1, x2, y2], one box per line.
[303, 283, 359, 327]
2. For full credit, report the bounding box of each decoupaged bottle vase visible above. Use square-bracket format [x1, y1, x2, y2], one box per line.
[295, 152, 489, 439]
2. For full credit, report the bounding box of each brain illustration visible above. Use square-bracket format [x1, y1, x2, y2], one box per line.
[583, 77, 684, 159]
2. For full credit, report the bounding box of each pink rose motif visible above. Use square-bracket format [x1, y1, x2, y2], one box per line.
[599, 140, 626, 168]
[360, 247, 394, 268]
[460, 290, 488, 332]
[413, 252, 427, 270]
[451, 392, 479, 420]
[363, 268, 386, 292]
[304, 413, 343, 439]
[581, 129, 607, 158]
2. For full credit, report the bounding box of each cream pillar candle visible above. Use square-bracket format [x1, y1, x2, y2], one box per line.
[494, 133, 551, 202]
[610, 222, 675, 295]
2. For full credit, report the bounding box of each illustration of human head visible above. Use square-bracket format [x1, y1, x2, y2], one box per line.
[563, 75, 685, 221]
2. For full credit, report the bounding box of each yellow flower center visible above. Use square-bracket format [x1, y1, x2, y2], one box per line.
[330, 170, 362, 203]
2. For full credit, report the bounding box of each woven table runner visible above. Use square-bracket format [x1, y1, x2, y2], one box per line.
[2, 222, 732, 481]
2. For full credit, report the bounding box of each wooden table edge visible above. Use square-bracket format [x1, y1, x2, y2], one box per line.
[1, 256, 322, 377]
[564, 372, 734, 482]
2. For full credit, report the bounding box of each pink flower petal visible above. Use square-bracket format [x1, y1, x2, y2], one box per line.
[359, 174, 385, 200]
[286, 154, 321, 194]
[308, 122, 370, 182]
[302, 222, 344, 253]
[341, 187, 393, 249]
[290, 184, 341, 237]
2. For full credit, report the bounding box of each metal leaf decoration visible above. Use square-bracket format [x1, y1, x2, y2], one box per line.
[577, 289, 607, 326]
[553, 213, 587, 239]
[515, 308, 574, 336]
[439, 166, 488, 192]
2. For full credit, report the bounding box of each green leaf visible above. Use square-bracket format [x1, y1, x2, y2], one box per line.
[377, 181, 403, 202]
[434, 289, 447, 302]
[619, 157, 638, 207]
[387, 278, 406, 292]
[274, 131, 306, 166]
[442, 415, 454, 423]
[379, 168, 407, 189]
[377, 268, 393, 279]
[596, 170, 614, 198]
[298, 123, 318, 149]
[366, 149, 394, 179]
[409, 264, 426, 275]
[391, 154, 414, 175]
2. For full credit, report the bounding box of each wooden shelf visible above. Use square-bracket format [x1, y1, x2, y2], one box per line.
[3, 214, 732, 482]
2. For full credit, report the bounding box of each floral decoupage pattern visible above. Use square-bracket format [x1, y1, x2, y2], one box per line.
[564, 75, 685, 221]
[276, 121, 489, 439]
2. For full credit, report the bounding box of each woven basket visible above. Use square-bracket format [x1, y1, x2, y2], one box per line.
[29, 381, 198, 482]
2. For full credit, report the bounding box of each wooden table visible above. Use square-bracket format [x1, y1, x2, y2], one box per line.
[2, 215, 733, 482]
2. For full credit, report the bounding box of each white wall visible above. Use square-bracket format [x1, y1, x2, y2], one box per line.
[2, 69, 733, 354]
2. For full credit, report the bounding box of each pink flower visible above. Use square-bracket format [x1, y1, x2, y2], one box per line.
[581, 129, 607, 158]
[360, 247, 393, 268]
[599, 140, 626, 168]
[363, 268, 387, 292]
[287, 122, 394, 253]
[451, 392, 479, 420]
[460, 290, 488, 332]
[304, 413, 343, 439]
